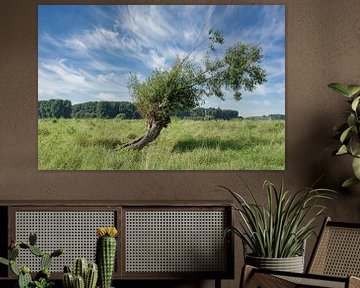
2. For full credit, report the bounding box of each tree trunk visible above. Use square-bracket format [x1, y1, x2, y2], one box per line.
[122, 120, 165, 150]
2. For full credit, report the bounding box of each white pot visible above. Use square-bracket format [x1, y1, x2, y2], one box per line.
[245, 254, 305, 273]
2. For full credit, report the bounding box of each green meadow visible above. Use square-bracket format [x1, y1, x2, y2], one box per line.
[38, 119, 285, 170]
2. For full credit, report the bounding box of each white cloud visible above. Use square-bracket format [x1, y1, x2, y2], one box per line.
[38, 58, 128, 102]
[96, 92, 118, 101]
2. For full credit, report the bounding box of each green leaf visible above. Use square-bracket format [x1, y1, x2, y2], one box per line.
[10, 261, 20, 276]
[328, 83, 351, 97]
[352, 157, 360, 179]
[347, 85, 360, 97]
[347, 114, 356, 128]
[336, 144, 348, 155]
[0, 257, 9, 266]
[340, 127, 352, 143]
[351, 96, 360, 111]
[349, 135, 360, 156]
[342, 177, 360, 188]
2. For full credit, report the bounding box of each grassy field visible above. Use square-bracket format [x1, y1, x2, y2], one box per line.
[38, 118, 285, 170]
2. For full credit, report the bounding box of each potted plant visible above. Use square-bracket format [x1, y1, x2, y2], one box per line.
[222, 179, 334, 273]
[328, 83, 360, 187]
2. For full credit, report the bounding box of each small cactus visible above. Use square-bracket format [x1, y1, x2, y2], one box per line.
[85, 263, 98, 288]
[74, 275, 85, 288]
[74, 258, 88, 279]
[96, 227, 118, 288]
[41, 253, 52, 270]
[63, 259, 98, 288]
[63, 272, 74, 288]
[18, 269, 32, 288]
[29, 245, 44, 257]
[29, 232, 37, 246]
[0, 232, 63, 288]
[9, 247, 19, 260]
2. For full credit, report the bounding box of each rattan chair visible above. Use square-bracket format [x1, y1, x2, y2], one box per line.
[241, 217, 360, 288]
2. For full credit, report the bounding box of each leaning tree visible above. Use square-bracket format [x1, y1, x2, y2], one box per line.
[124, 29, 267, 150]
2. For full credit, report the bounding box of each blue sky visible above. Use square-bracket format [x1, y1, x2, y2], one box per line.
[38, 5, 285, 117]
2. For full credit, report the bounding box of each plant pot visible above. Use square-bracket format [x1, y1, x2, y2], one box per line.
[245, 254, 304, 273]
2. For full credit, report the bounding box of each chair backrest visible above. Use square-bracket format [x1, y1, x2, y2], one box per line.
[307, 217, 360, 277]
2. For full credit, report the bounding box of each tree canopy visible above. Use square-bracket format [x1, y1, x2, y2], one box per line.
[125, 29, 267, 149]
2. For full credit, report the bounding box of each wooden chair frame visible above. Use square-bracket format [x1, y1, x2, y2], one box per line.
[241, 217, 360, 288]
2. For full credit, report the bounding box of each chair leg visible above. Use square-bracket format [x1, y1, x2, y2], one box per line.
[240, 265, 255, 288]
[215, 278, 221, 288]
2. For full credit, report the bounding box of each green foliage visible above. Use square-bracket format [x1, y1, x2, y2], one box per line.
[128, 29, 266, 127]
[222, 179, 335, 258]
[328, 82, 360, 187]
[173, 107, 239, 120]
[32, 278, 54, 288]
[38, 99, 72, 119]
[38, 118, 284, 170]
[0, 233, 63, 288]
[39, 100, 142, 120]
[71, 101, 141, 119]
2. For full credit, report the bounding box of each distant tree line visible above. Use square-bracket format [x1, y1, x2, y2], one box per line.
[38, 100, 141, 119]
[38, 99, 284, 121]
[174, 107, 239, 120]
[245, 114, 285, 120]
[38, 99, 72, 119]
[72, 101, 141, 119]
[38, 99, 243, 120]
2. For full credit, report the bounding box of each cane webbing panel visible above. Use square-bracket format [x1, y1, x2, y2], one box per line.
[309, 226, 360, 277]
[15, 211, 115, 272]
[276, 275, 345, 288]
[125, 210, 227, 273]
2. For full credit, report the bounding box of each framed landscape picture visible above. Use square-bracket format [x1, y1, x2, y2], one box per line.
[38, 4, 285, 170]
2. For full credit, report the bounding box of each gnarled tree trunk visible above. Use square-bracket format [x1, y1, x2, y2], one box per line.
[122, 114, 171, 150]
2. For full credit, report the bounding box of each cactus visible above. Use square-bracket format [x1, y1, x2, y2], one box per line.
[29, 245, 44, 257]
[0, 233, 63, 288]
[74, 258, 87, 279]
[74, 275, 85, 288]
[10, 260, 20, 276]
[63, 260, 98, 288]
[63, 272, 74, 288]
[41, 253, 52, 270]
[9, 246, 19, 260]
[96, 227, 118, 288]
[29, 232, 37, 246]
[85, 263, 98, 288]
[18, 267, 32, 288]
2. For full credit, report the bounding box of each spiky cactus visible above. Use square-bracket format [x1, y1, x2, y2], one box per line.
[0, 232, 63, 288]
[74, 258, 88, 279]
[63, 272, 74, 288]
[73, 275, 85, 288]
[18, 266, 32, 288]
[85, 262, 98, 288]
[63, 260, 98, 288]
[96, 227, 118, 288]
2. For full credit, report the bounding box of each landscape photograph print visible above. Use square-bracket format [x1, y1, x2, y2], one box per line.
[38, 5, 285, 170]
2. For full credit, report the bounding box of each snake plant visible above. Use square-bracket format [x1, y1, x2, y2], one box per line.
[222, 179, 335, 258]
[328, 83, 360, 187]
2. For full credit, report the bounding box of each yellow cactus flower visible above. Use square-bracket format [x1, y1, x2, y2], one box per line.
[96, 227, 118, 237]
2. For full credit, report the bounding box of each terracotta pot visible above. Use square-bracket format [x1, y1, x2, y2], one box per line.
[245, 254, 304, 273]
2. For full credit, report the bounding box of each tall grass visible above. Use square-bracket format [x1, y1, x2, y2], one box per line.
[38, 118, 285, 170]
